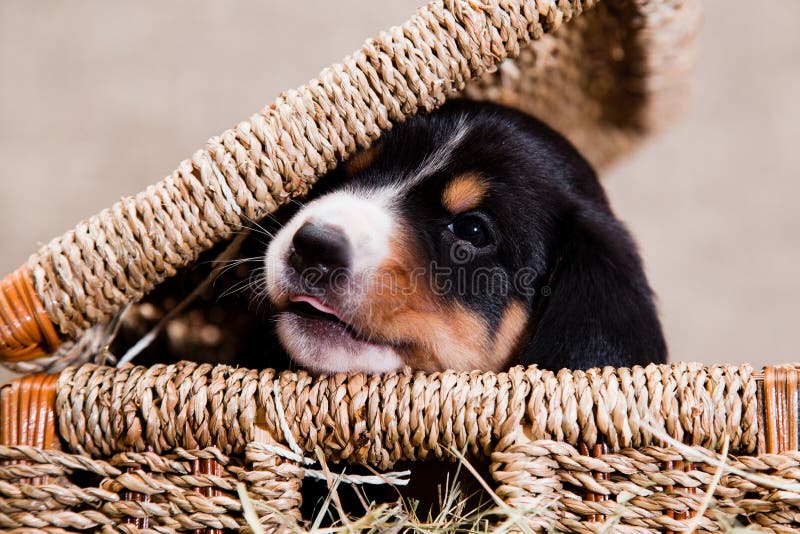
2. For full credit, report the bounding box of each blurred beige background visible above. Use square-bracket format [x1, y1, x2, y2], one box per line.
[1, 1, 798, 383]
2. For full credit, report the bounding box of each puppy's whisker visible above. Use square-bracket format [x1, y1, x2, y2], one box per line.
[217, 281, 253, 300]
[211, 258, 266, 285]
[258, 211, 286, 228]
[226, 222, 276, 242]
[358, 301, 379, 345]
[238, 213, 280, 238]
[211, 256, 264, 268]
[253, 292, 273, 314]
[211, 255, 263, 264]
[218, 270, 268, 300]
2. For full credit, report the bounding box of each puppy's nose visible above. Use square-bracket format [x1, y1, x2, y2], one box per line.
[289, 222, 351, 280]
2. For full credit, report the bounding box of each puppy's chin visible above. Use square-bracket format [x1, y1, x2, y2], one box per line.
[276, 312, 405, 375]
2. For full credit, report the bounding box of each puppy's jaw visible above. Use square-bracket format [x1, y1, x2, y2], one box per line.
[265, 188, 405, 374]
[276, 312, 404, 374]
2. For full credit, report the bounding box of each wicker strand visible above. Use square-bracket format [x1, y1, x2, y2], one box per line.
[0, 445, 304, 532]
[56, 362, 758, 467]
[2, 439, 800, 532]
[245, 440, 410, 487]
[491, 440, 800, 532]
[0, 267, 60, 361]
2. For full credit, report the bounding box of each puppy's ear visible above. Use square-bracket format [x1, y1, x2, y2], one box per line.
[521, 207, 667, 371]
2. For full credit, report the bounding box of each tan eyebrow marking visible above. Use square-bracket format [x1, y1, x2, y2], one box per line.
[344, 145, 381, 176]
[442, 173, 488, 214]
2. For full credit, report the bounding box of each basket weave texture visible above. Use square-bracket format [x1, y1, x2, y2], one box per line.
[1, 362, 800, 532]
[4, 0, 797, 532]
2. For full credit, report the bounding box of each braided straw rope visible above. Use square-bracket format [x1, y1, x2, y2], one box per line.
[0, 0, 700, 363]
[491, 441, 800, 532]
[0, 361, 796, 532]
[3, 442, 800, 533]
[0, 445, 303, 532]
[56, 362, 758, 463]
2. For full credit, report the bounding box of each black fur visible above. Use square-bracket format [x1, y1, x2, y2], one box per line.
[335, 99, 667, 370]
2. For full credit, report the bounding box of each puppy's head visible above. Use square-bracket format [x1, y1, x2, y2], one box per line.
[265, 100, 666, 374]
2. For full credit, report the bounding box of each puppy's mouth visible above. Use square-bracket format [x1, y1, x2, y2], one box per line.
[277, 292, 407, 374]
[283, 294, 382, 345]
[286, 294, 349, 329]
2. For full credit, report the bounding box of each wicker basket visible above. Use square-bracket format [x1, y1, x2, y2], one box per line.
[4, 0, 798, 532]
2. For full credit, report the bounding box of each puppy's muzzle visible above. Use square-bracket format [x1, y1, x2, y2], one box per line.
[289, 222, 351, 285]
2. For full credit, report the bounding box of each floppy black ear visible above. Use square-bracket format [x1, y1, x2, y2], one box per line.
[521, 207, 667, 371]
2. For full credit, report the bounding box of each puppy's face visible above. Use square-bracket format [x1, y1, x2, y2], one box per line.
[264, 101, 666, 374]
[265, 102, 549, 374]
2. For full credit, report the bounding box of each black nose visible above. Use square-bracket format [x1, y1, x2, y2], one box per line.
[289, 222, 351, 281]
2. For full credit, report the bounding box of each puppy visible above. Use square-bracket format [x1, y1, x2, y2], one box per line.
[264, 100, 666, 374]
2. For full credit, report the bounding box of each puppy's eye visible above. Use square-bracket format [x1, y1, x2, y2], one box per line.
[447, 215, 491, 247]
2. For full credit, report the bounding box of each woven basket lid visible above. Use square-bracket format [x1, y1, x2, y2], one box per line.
[0, 0, 700, 368]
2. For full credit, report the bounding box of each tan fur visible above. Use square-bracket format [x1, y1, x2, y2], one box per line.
[349, 230, 528, 372]
[344, 145, 380, 176]
[491, 299, 530, 368]
[399, 305, 492, 372]
[442, 173, 488, 214]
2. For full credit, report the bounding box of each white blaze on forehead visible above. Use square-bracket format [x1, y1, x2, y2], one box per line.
[388, 113, 470, 196]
